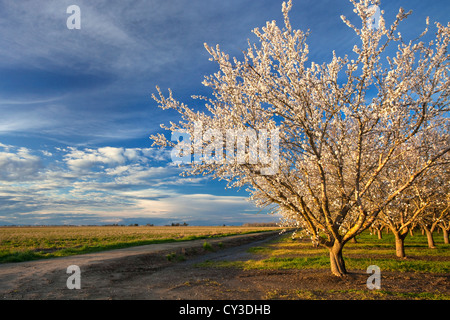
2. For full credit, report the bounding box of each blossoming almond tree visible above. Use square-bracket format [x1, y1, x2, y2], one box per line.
[151, 0, 449, 276]
[374, 136, 449, 258]
[419, 191, 450, 248]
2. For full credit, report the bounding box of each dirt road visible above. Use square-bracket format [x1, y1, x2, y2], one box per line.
[0, 231, 281, 299]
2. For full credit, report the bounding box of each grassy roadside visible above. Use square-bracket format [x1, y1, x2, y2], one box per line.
[0, 226, 280, 263]
[199, 231, 450, 273]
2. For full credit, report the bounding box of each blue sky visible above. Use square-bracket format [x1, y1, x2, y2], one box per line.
[0, 0, 448, 226]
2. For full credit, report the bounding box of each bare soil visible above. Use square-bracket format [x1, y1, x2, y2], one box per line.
[0, 231, 448, 300]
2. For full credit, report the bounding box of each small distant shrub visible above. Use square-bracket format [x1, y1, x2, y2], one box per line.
[203, 242, 214, 251]
[166, 252, 186, 262]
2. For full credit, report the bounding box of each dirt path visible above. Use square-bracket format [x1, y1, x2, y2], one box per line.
[0, 231, 280, 299]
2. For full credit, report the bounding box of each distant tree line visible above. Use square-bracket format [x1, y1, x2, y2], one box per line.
[168, 222, 189, 226]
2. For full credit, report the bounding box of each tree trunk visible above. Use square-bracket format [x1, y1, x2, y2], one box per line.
[393, 231, 407, 258]
[329, 242, 347, 277]
[351, 237, 358, 243]
[424, 227, 436, 249]
[442, 227, 449, 245]
[377, 228, 382, 239]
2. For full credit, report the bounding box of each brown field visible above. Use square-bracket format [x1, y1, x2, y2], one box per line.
[0, 225, 280, 263]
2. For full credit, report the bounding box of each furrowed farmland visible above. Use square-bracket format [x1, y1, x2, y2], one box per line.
[0, 225, 279, 263]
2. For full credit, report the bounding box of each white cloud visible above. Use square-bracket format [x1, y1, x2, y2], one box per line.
[0, 145, 42, 181]
[62, 145, 170, 172]
[105, 165, 130, 176]
[64, 146, 134, 171]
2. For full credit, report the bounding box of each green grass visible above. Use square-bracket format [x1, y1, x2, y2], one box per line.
[166, 252, 187, 262]
[199, 255, 449, 273]
[264, 289, 450, 300]
[346, 257, 449, 273]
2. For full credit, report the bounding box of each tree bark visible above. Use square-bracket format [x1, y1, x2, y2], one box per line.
[442, 227, 449, 245]
[377, 228, 382, 239]
[423, 227, 436, 249]
[328, 242, 347, 277]
[393, 232, 407, 258]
